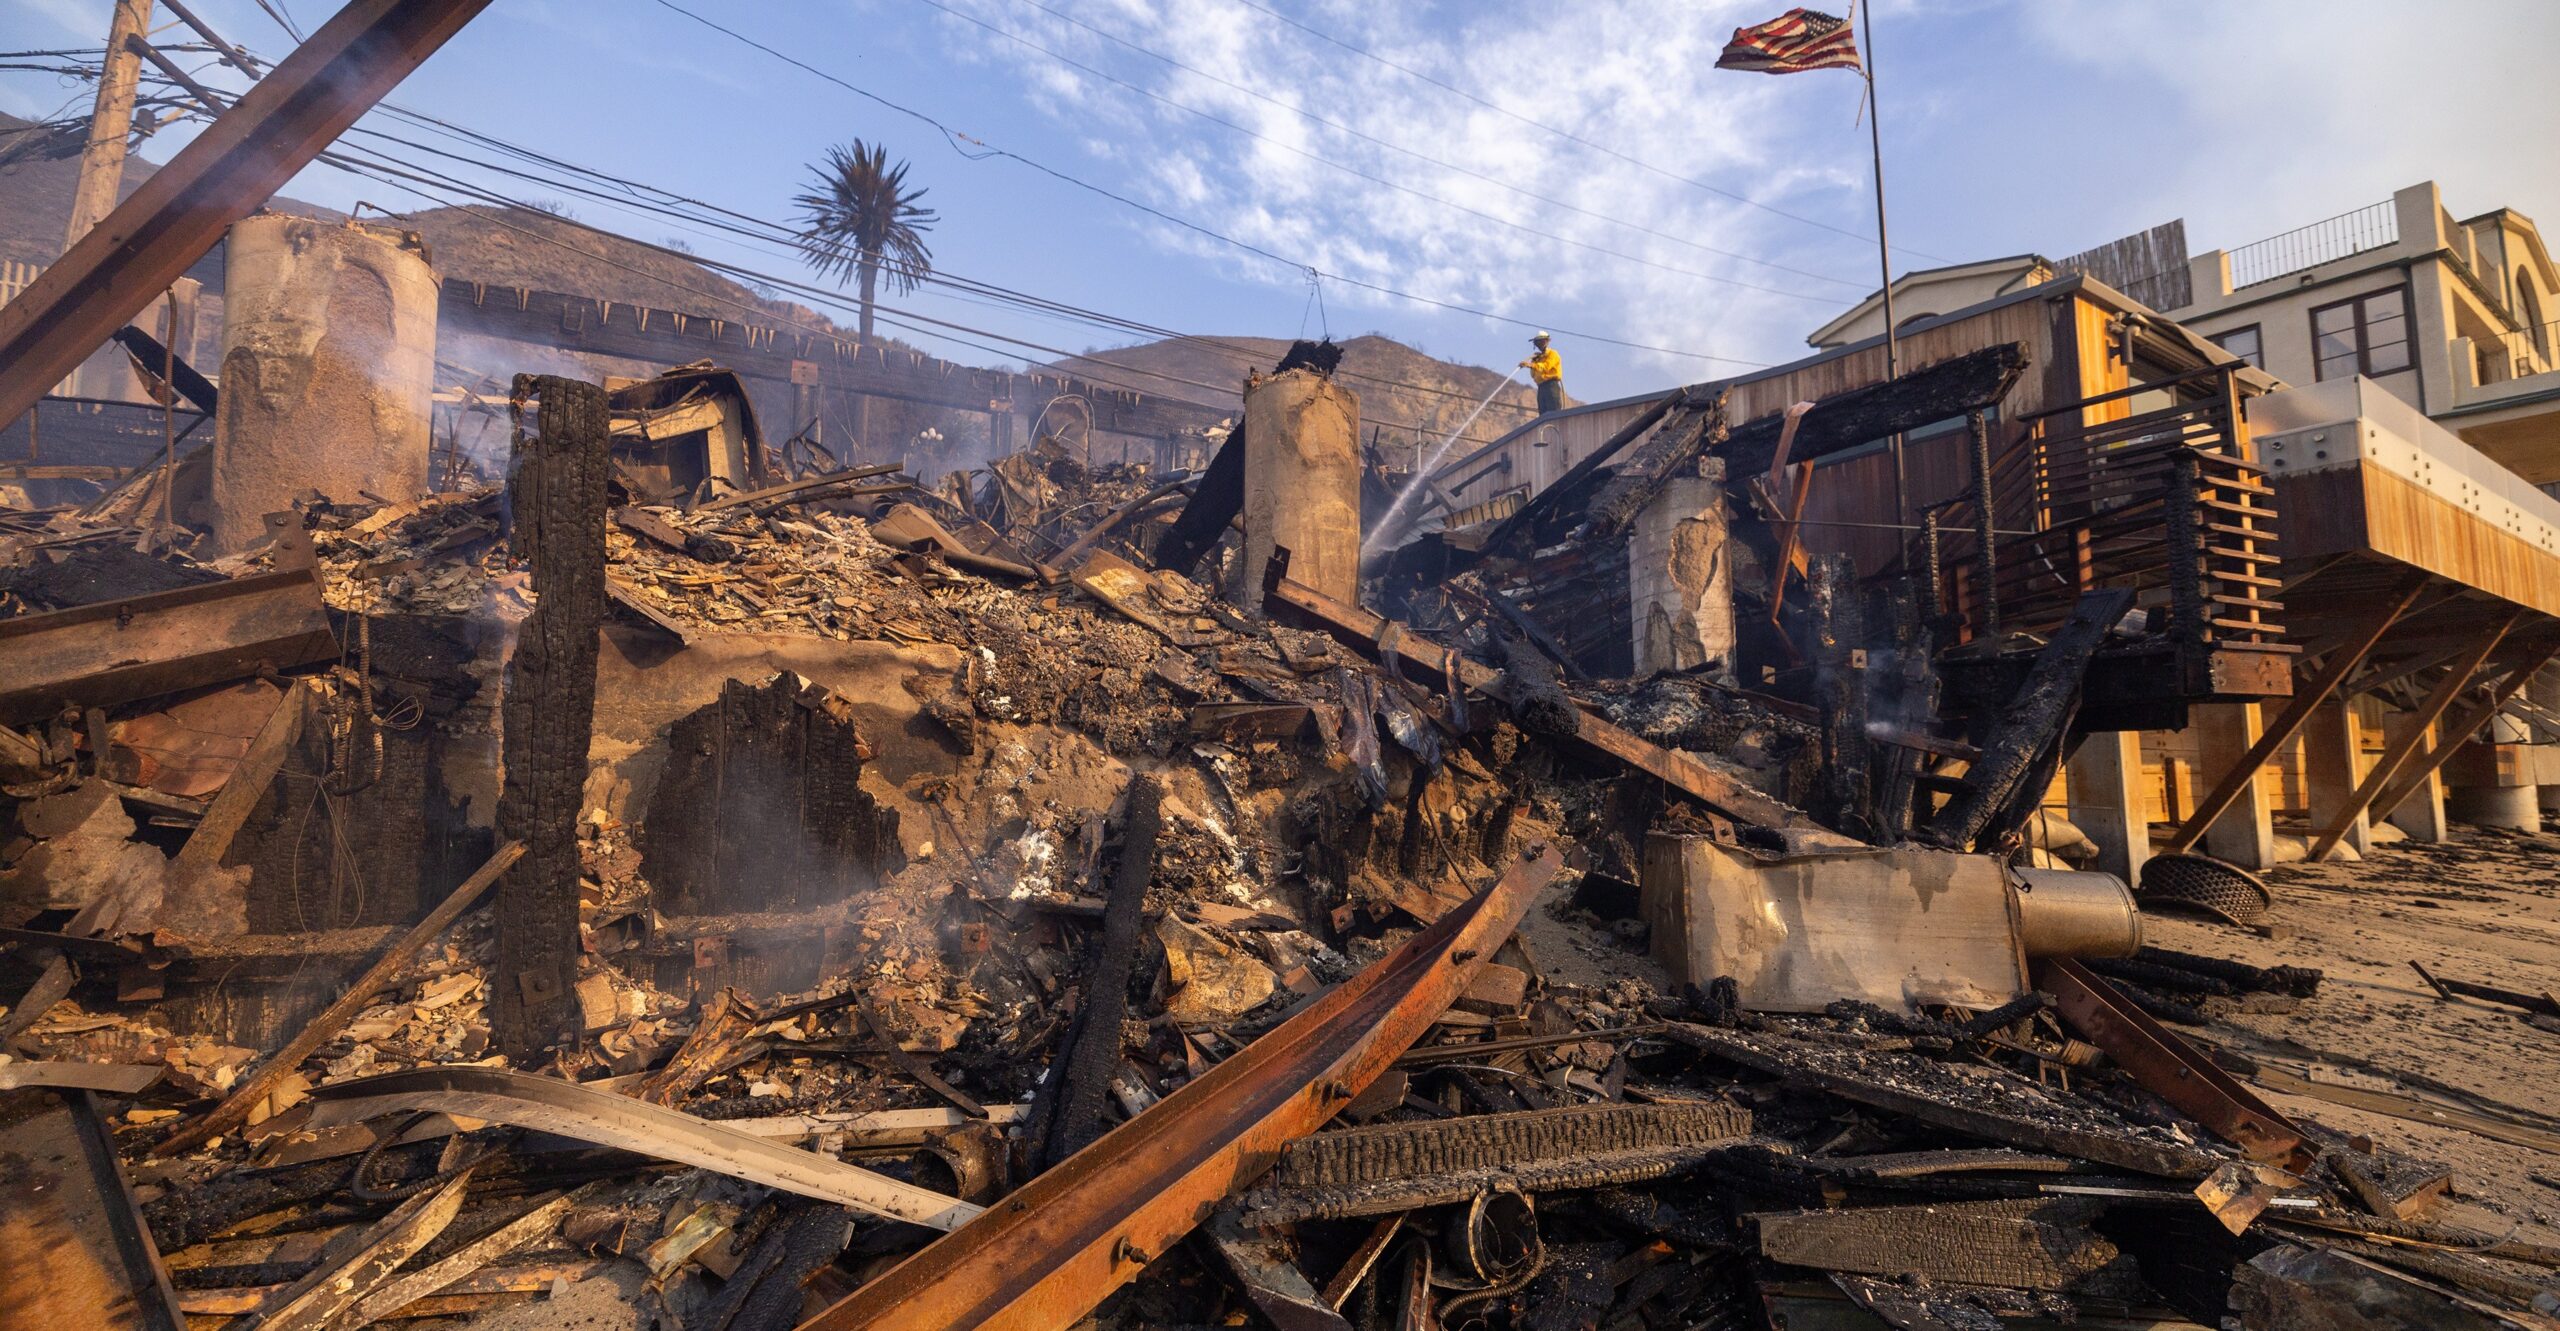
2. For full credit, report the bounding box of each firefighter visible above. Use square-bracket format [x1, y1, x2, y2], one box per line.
[1521, 331, 1564, 414]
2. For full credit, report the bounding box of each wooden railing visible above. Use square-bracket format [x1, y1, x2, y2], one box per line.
[1928, 367, 2282, 659]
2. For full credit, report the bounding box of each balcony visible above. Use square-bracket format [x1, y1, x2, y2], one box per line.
[1922, 367, 2294, 723]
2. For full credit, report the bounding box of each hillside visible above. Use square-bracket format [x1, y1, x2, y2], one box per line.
[1066, 333, 1557, 455]
[0, 113, 870, 347]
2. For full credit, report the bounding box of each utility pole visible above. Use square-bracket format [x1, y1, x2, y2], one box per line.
[66, 1, 153, 254]
[63, 0, 155, 398]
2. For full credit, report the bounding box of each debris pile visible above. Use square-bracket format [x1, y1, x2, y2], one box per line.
[0, 348, 2553, 1331]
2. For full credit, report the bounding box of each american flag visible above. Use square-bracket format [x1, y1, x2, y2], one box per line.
[1715, 8, 1863, 75]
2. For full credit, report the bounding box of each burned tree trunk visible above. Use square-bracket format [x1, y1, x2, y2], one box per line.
[495, 375, 609, 1062]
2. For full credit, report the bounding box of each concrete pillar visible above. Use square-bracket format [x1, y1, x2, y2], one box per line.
[2531, 665, 2560, 814]
[2381, 712, 2449, 842]
[2193, 703, 2275, 869]
[1238, 368, 1360, 614]
[1627, 465, 1732, 680]
[211, 215, 437, 553]
[2304, 699, 2373, 859]
[2066, 730, 2149, 883]
[2448, 782, 2539, 831]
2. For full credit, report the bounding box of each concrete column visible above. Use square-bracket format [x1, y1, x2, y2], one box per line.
[1239, 368, 1360, 614]
[2066, 730, 2149, 883]
[2531, 664, 2560, 814]
[1627, 466, 1732, 680]
[211, 215, 437, 553]
[2304, 699, 2372, 859]
[2448, 782, 2539, 831]
[2381, 712, 2450, 842]
[2192, 703, 2275, 868]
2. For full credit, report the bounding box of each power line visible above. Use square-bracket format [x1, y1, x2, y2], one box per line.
[914, 0, 1848, 304]
[976, 0, 1866, 291]
[646, 0, 1761, 368]
[1222, 0, 1953, 266]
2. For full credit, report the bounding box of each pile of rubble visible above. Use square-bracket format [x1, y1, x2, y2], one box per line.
[1, 360, 2554, 1331]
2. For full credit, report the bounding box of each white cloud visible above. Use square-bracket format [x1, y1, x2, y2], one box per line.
[922, 0, 1889, 381]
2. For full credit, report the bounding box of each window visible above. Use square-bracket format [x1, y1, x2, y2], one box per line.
[2212, 324, 2263, 370]
[2520, 272, 2548, 360]
[2310, 288, 2412, 381]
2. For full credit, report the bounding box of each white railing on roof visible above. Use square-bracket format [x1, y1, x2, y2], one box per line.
[2227, 200, 2398, 289]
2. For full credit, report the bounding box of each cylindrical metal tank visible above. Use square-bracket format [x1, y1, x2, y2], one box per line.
[2010, 867, 2143, 959]
[1239, 368, 1360, 613]
[209, 213, 437, 553]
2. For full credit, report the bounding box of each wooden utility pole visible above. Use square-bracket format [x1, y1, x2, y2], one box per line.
[62, 0, 153, 399]
[65, 0, 153, 253]
[495, 374, 611, 1061]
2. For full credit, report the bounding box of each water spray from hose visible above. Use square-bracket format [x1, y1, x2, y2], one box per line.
[1363, 369, 1523, 557]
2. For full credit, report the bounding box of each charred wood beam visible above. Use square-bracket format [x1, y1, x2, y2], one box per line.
[1578, 394, 1731, 541]
[1920, 588, 2132, 852]
[1718, 344, 2031, 479]
[1026, 774, 1163, 1170]
[495, 376, 611, 1061]
[1753, 1197, 2136, 1294]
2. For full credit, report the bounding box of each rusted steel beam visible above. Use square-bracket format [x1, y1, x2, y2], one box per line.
[0, 0, 493, 427]
[1261, 567, 1807, 830]
[796, 846, 1563, 1331]
[2163, 570, 2430, 855]
[2039, 958, 2313, 1173]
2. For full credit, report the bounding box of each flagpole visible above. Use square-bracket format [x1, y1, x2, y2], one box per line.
[1858, 0, 1907, 528]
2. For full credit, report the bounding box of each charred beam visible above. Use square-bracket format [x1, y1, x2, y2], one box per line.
[495, 375, 611, 1061]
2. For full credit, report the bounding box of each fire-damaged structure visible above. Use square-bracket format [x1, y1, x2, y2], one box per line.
[1, 10, 2558, 1331]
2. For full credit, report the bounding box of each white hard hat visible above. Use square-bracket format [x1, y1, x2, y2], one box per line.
[1532, 330, 1551, 340]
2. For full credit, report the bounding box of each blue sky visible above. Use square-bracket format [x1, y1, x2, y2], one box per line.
[9, 0, 2559, 404]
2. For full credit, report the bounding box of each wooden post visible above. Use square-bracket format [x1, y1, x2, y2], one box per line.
[2304, 700, 2373, 860]
[1968, 410, 1998, 640]
[2192, 704, 2275, 869]
[2380, 714, 2450, 843]
[2162, 572, 2427, 854]
[2309, 613, 2517, 861]
[496, 375, 610, 1061]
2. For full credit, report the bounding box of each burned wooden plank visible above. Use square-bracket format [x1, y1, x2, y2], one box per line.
[151, 840, 524, 1158]
[343, 1190, 581, 1328]
[1469, 389, 1687, 562]
[1269, 1101, 1753, 1189]
[1719, 343, 2031, 478]
[2039, 958, 2313, 1171]
[1753, 1197, 2138, 1294]
[251, 1169, 476, 1331]
[1662, 1021, 2222, 1179]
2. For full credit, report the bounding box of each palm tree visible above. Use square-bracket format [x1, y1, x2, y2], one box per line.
[793, 141, 937, 346]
